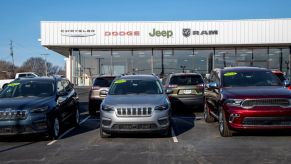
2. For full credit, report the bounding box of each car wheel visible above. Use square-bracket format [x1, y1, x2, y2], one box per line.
[72, 105, 80, 127]
[49, 117, 61, 140]
[204, 103, 215, 123]
[218, 109, 233, 137]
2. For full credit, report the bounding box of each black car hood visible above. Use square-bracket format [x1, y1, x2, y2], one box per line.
[0, 97, 54, 110]
[103, 94, 167, 106]
[222, 86, 291, 99]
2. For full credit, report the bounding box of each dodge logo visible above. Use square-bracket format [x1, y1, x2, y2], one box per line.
[182, 28, 191, 37]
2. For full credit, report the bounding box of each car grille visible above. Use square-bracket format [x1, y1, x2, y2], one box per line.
[0, 110, 28, 120]
[116, 107, 153, 117]
[112, 124, 158, 130]
[242, 117, 291, 126]
[241, 99, 290, 108]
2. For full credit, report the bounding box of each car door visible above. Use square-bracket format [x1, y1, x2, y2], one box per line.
[205, 71, 221, 117]
[56, 80, 70, 122]
[62, 79, 76, 120]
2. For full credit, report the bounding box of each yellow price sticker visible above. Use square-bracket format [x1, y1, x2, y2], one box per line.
[224, 72, 237, 76]
[7, 83, 20, 87]
[114, 79, 127, 84]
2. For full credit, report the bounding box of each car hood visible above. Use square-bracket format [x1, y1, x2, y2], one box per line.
[222, 86, 291, 99]
[0, 97, 54, 110]
[103, 94, 168, 106]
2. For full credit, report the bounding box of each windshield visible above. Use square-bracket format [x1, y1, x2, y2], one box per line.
[93, 77, 115, 87]
[109, 79, 163, 95]
[223, 71, 282, 87]
[0, 81, 55, 98]
[170, 75, 204, 85]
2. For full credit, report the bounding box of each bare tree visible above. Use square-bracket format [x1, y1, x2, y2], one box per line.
[0, 60, 17, 79]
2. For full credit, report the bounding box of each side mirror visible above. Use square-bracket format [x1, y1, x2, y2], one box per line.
[208, 82, 218, 89]
[165, 89, 173, 94]
[100, 90, 108, 96]
[283, 80, 290, 87]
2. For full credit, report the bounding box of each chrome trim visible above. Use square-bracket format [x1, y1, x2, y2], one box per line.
[115, 107, 153, 117]
[240, 98, 291, 109]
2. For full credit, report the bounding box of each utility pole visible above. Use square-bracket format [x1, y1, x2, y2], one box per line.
[41, 54, 49, 76]
[10, 40, 15, 75]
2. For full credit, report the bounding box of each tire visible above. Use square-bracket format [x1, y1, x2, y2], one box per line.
[218, 109, 233, 137]
[204, 103, 215, 123]
[49, 117, 61, 140]
[72, 105, 80, 127]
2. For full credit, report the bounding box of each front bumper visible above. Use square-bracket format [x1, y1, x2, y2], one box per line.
[224, 105, 291, 130]
[0, 113, 48, 136]
[101, 109, 170, 133]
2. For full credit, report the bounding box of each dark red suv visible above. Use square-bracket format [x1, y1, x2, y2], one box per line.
[205, 67, 291, 137]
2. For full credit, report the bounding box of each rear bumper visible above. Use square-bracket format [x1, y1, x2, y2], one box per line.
[224, 105, 291, 130]
[169, 95, 204, 107]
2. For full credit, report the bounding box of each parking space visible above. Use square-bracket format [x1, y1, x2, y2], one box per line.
[1, 88, 291, 163]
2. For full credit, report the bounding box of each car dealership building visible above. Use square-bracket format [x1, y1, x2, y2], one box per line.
[40, 18, 291, 86]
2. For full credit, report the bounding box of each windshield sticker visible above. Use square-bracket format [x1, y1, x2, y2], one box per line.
[114, 79, 127, 84]
[7, 83, 20, 87]
[224, 72, 237, 76]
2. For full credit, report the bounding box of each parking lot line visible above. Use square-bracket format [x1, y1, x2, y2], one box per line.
[47, 115, 91, 146]
[171, 127, 178, 143]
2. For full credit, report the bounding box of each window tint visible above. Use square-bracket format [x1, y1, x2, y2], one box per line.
[223, 71, 282, 87]
[109, 79, 163, 95]
[93, 77, 115, 87]
[18, 74, 27, 78]
[274, 73, 286, 82]
[169, 75, 203, 85]
[0, 81, 54, 98]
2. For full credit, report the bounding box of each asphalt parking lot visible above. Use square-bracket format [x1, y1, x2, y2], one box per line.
[1, 87, 291, 164]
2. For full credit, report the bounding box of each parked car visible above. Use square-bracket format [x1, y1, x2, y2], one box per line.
[0, 77, 79, 139]
[88, 75, 116, 115]
[0, 72, 38, 89]
[204, 67, 291, 137]
[162, 73, 205, 109]
[100, 75, 171, 138]
[272, 70, 291, 90]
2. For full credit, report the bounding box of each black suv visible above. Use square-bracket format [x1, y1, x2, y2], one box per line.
[0, 77, 80, 139]
[162, 73, 205, 109]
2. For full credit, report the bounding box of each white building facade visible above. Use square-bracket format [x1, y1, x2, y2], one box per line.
[40, 18, 291, 86]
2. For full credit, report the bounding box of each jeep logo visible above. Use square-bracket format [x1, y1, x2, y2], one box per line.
[149, 28, 173, 38]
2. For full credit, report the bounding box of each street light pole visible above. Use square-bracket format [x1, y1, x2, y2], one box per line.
[41, 54, 49, 76]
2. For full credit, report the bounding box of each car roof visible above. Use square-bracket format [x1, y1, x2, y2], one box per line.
[15, 77, 60, 82]
[118, 74, 158, 80]
[221, 67, 269, 73]
[170, 73, 202, 76]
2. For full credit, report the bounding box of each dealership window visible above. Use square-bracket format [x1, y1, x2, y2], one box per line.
[132, 50, 152, 74]
[214, 49, 236, 68]
[194, 49, 214, 74]
[153, 50, 162, 76]
[236, 48, 252, 66]
[252, 48, 268, 68]
[173, 49, 195, 73]
[112, 50, 132, 75]
[92, 50, 112, 76]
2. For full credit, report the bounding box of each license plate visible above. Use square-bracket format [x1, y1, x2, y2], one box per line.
[183, 90, 192, 94]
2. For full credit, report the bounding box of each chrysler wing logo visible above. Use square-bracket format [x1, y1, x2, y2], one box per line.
[182, 28, 191, 37]
[61, 29, 96, 37]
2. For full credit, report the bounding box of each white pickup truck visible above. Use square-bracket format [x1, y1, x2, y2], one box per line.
[0, 72, 39, 89]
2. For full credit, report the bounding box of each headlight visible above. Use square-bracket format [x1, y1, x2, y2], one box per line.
[154, 104, 169, 111]
[30, 106, 49, 113]
[102, 105, 114, 112]
[224, 99, 243, 106]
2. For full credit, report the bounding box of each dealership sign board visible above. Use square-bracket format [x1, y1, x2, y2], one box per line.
[41, 19, 291, 46]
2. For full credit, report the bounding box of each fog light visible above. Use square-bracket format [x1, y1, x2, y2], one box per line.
[158, 118, 169, 125]
[229, 113, 240, 123]
[102, 118, 112, 126]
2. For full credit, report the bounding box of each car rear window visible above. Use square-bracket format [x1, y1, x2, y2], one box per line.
[93, 77, 115, 87]
[169, 75, 203, 85]
[274, 73, 286, 82]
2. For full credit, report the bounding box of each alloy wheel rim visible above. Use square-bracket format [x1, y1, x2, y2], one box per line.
[76, 109, 80, 124]
[219, 112, 224, 133]
[54, 118, 60, 137]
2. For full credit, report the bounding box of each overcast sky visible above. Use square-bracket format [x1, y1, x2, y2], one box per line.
[0, 0, 291, 67]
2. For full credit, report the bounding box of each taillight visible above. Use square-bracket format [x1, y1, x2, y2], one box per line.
[168, 85, 178, 88]
[92, 86, 100, 90]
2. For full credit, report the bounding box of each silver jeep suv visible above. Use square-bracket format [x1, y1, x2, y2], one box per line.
[100, 75, 171, 138]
